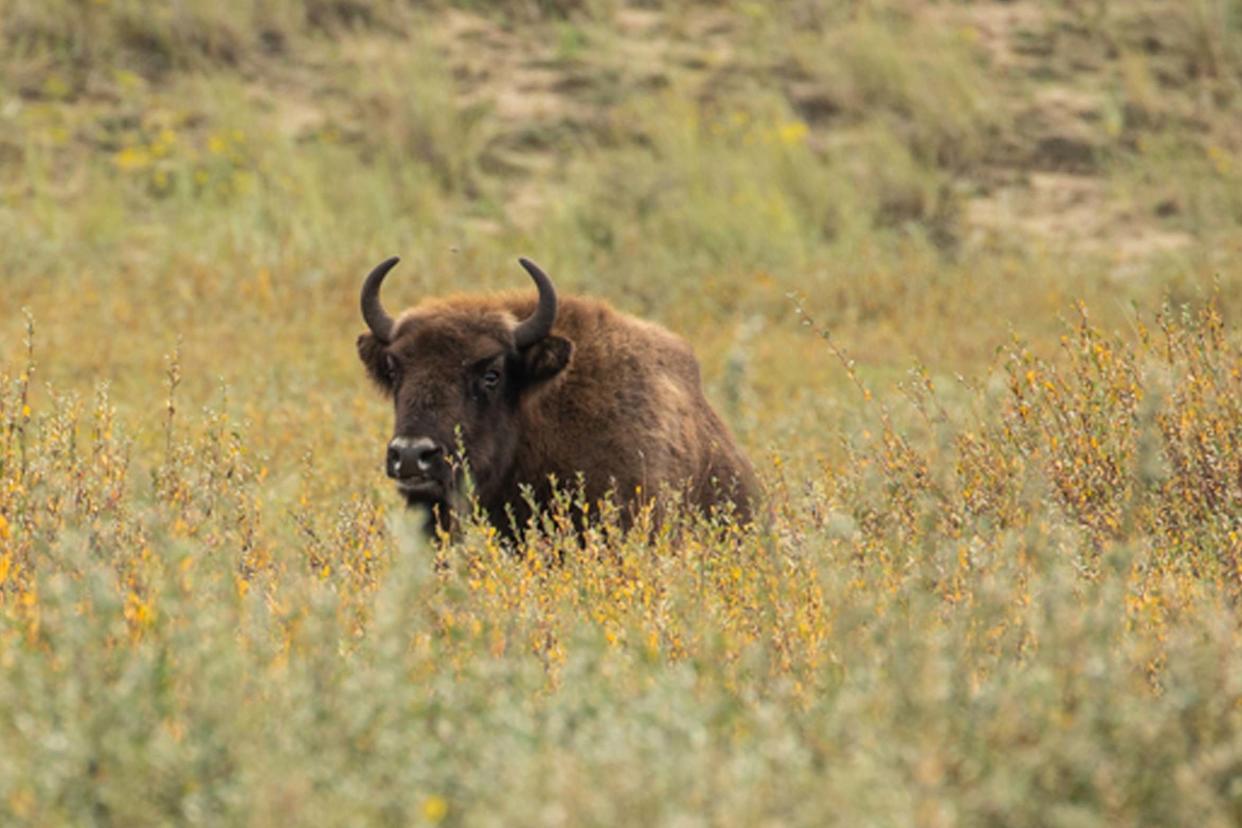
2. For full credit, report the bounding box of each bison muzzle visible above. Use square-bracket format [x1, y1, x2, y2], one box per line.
[357, 256, 757, 537]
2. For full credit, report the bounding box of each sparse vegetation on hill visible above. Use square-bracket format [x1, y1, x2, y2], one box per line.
[1, 1, 1240, 824]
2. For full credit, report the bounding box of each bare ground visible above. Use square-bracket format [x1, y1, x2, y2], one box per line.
[400, 1, 1204, 270]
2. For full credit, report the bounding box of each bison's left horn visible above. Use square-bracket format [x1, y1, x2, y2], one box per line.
[361, 256, 400, 343]
[513, 257, 558, 348]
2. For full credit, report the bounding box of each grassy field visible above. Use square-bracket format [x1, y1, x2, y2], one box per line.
[1, 0, 1241, 824]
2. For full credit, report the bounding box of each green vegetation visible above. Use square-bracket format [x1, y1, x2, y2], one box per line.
[1, 0, 1240, 824]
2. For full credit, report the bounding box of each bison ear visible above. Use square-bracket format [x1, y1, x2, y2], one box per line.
[357, 333, 394, 394]
[519, 334, 573, 387]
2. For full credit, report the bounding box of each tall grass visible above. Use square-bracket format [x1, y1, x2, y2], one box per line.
[2, 290, 1240, 825]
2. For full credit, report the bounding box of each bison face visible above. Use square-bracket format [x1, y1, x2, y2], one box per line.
[356, 258, 571, 521]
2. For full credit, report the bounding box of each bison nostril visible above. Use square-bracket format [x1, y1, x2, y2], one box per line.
[414, 443, 441, 472]
[387, 437, 442, 480]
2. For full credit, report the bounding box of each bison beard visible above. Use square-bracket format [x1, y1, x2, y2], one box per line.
[357, 256, 758, 539]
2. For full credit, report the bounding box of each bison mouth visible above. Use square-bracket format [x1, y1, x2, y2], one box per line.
[395, 476, 447, 501]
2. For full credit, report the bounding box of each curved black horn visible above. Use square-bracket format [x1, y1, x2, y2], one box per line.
[361, 256, 400, 342]
[513, 258, 558, 348]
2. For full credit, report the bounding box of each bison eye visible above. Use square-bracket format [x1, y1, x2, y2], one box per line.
[481, 369, 501, 390]
[384, 354, 399, 379]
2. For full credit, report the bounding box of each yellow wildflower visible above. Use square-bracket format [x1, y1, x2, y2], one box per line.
[114, 146, 151, 171]
[776, 120, 809, 145]
[422, 795, 448, 823]
[1206, 144, 1232, 176]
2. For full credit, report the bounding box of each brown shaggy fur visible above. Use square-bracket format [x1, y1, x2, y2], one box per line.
[358, 288, 758, 537]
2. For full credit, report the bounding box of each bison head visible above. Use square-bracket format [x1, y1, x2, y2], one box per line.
[356, 257, 573, 523]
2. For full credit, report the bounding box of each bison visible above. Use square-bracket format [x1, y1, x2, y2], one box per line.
[356, 256, 757, 537]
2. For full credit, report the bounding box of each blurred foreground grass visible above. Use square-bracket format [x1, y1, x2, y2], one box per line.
[1, 0, 1241, 824]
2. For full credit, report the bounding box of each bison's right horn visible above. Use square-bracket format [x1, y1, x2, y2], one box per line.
[361, 256, 400, 343]
[513, 257, 558, 348]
